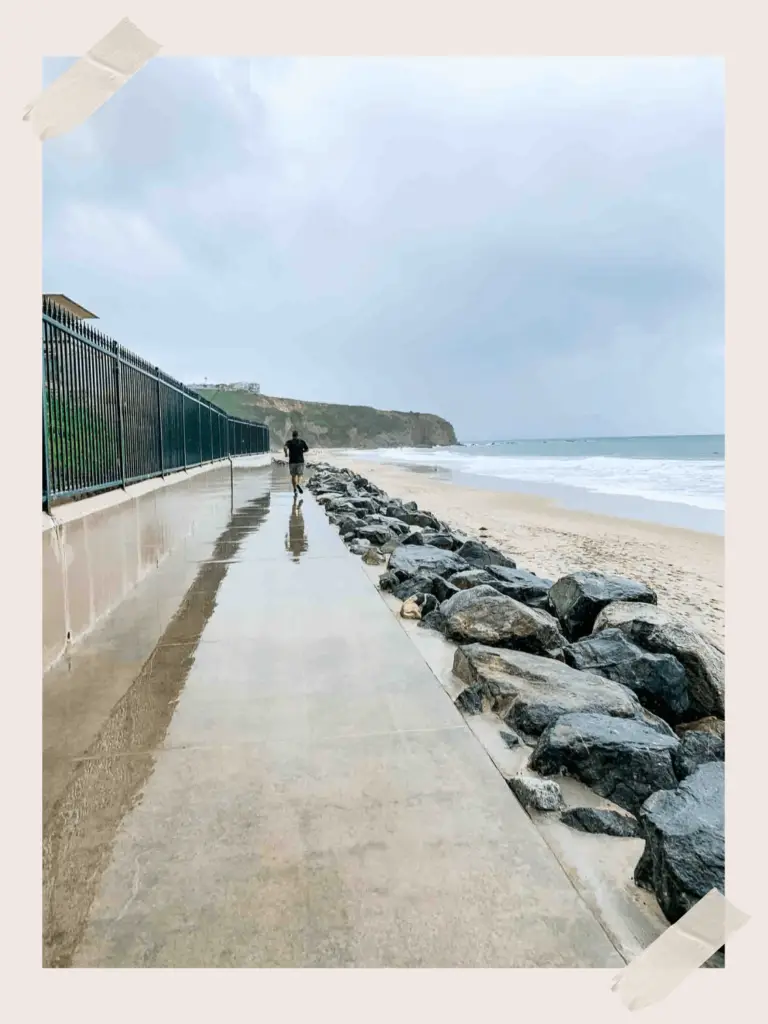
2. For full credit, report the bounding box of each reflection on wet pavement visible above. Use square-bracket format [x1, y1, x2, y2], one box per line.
[285, 498, 308, 562]
[43, 487, 271, 968]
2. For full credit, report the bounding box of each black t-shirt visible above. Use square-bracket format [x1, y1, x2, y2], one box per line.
[285, 438, 308, 463]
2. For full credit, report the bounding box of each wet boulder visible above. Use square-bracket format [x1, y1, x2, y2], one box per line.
[509, 776, 564, 812]
[419, 608, 447, 633]
[355, 524, 396, 547]
[337, 515, 362, 537]
[401, 529, 426, 546]
[347, 497, 377, 513]
[635, 762, 724, 923]
[388, 544, 468, 579]
[450, 569, 497, 590]
[447, 566, 554, 609]
[441, 587, 565, 656]
[560, 806, 641, 838]
[672, 730, 724, 780]
[453, 644, 644, 739]
[432, 576, 461, 603]
[563, 628, 690, 724]
[366, 514, 410, 536]
[347, 538, 372, 556]
[485, 566, 553, 608]
[387, 507, 442, 530]
[529, 712, 680, 813]
[455, 539, 517, 570]
[420, 531, 457, 550]
[549, 571, 657, 641]
[593, 603, 725, 720]
[391, 571, 439, 601]
[380, 567, 409, 590]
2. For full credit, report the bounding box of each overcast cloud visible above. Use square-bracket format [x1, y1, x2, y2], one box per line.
[43, 57, 723, 441]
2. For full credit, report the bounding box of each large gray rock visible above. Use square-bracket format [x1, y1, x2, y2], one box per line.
[485, 566, 553, 608]
[401, 529, 426, 546]
[355, 524, 395, 546]
[450, 569, 497, 590]
[387, 507, 442, 530]
[419, 609, 447, 633]
[443, 566, 553, 609]
[560, 806, 641, 838]
[563, 628, 690, 724]
[635, 762, 724, 923]
[388, 544, 468, 579]
[672, 730, 724, 780]
[391, 572, 439, 601]
[421, 531, 458, 550]
[593, 603, 725, 720]
[455, 539, 517, 570]
[453, 644, 645, 739]
[441, 587, 565, 656]
[509, 776, 564, 812]
[549, 571, 657, 640]
[432, 576, 461, 603]
[366, 514, 410, 537]
[529, 712, 680, 813]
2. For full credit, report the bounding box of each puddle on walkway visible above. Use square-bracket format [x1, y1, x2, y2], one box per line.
[43, 490, 271, 968]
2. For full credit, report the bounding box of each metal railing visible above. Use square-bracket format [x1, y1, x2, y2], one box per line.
[42, 297, 270, 509]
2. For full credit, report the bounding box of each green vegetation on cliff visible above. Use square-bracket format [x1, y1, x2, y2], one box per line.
[196, 389, 457, 451]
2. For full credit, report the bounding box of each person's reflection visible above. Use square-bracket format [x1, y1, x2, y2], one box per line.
[285, 497, 308, 562]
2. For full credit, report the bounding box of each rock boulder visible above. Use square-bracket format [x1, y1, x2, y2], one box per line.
[509, 776, 564, 812]
[635, 762, 724, 923]
[559, 806, 642, 838]
[388, 545, 468, 579]
[672, 730, 724, 780]
[453, 644, 645, 739]
[593, 603, 725, 720]
[455, 539, 517, 570]
[529, 712, 680, 813]
[563, 628, 690, 724]
[549, 571, 657, 641]
[441, 587, 565, 656]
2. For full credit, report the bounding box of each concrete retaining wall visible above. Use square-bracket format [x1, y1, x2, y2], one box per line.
[43, 455, 272, 671]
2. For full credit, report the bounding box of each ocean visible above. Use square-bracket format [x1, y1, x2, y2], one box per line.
[339, 434, 724, 534]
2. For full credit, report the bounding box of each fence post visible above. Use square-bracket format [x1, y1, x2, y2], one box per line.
[114, 344, 126, 488]
[198, 401, 202, 467]
[156, 371, 164, 476]
[210, 409, 214, 463]
[42, 345, 52, 512]
[182, 395, 187, 470]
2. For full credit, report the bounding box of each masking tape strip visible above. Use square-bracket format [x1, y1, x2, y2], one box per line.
[612, 889, 750, 1011]
[23, 17, 161, 140]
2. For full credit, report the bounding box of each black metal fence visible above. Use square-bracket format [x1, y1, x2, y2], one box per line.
[42, 297, 270, 509]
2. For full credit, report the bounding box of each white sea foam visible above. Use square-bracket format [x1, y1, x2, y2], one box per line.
[340, 448, 724, 511]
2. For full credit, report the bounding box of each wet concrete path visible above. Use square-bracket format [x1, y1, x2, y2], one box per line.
[44, 466, 624, 968]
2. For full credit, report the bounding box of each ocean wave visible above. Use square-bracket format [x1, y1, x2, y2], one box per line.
[342, 448, 724, 511]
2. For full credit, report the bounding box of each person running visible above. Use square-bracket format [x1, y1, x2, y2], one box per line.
[283, 430, 309, 495]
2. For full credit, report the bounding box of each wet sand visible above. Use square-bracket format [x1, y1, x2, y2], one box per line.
[312, 451, 724, 644]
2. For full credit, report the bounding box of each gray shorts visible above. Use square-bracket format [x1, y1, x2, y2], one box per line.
[289, 463, 304, 478]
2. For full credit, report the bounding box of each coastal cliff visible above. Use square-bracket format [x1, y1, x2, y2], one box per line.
[196, 389, 458, 450]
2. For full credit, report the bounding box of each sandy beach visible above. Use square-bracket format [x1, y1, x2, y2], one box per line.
[312, 451, 724, 645]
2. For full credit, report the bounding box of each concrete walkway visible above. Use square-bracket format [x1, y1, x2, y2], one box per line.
[44, 467, 623, 968]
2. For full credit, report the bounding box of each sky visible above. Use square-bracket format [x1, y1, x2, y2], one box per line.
[43, 57, 724, 442]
